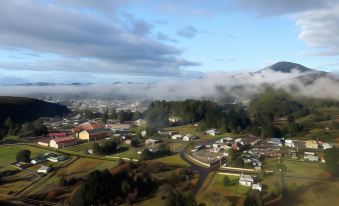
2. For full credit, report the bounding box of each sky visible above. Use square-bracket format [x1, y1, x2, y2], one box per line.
[0, 0, 339, 84]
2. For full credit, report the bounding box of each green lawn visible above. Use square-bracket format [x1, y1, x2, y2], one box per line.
[0, 145, 50, 168]
[199, 174, 248, 206]
[151, 154, 190, 167]
[263, 158, 325, 178]
[164, 124, 241, 140]
[26, 157, 118, 196]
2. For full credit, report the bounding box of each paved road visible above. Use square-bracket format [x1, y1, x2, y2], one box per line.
[179, 149, 219, 196]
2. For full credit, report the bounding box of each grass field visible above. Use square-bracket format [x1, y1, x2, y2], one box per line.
[164, 124, 241, 140]
[0, 145, 50, 169]
[0, 169, 39, 197]
[263, 158, 325, 178]
[150, 154, 190, 167]
[198, 173, 248, 206]
[26, 157, 118, 196]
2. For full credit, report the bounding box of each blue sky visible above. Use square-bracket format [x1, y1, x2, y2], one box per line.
[0, 0, 338, 84]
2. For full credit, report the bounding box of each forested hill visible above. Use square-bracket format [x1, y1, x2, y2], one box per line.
[0, 96, 70, 123]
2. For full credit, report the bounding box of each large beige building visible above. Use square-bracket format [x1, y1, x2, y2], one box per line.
[79, 128, 109, 141]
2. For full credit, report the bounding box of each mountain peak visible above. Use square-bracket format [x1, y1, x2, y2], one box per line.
[260, 61, 315, 73]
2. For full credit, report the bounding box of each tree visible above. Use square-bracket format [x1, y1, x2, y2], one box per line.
[223, 176, 230, 186]
[131, 138, 140, 148]
[16, 149, 31, 163]
[84, 110, 96, 120]
[133, 110, 142, 120]
[92, 142, 101, 154]
[101, 111, 109, 124]
[234, 156, 245, 168]
[166, 191, 200, 206]
[244, 191, 263, 206]
[324, 147, 339, 176]
[4, 117, 13, 135]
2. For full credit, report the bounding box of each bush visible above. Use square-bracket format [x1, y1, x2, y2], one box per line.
[16, 149, 31, 163]
[223, 176, 230, 186]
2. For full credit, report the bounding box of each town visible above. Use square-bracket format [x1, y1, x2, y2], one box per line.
[1, 91, 339, 206]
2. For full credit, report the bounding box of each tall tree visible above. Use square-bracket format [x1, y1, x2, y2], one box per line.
[4, 117, 13, 135]
[16, 150, 31, 163]
[101, 111, 109, 124]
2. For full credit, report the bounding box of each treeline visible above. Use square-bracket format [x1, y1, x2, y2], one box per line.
[71, 165, 156, 205]
[0, 117, 48, 141]
[249, 88, 311, 138]
[84, 109, 142, 123]
[144, 99, 251, 133]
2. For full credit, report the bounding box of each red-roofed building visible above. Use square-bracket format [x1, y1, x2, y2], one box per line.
[48, 132, 67, 138]
[80, 122, 103, 131]
[50, 136, 77, 148]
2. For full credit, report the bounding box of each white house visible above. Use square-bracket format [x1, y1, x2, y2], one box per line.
[145, 138, 159, 145]
[171, 134, 183, 140]
[322, 143, 333, 150]
[285, 139, 295, 148]
[304, 155, 319, 162]
[31, 158, 47, 165]
[141, 130, 147, 138]
[168, 116, 182, 123]
[252, 183, 262, 191]
[239, 174, 253, 186]
[47, 156, 67, 162]
[206, 129, 219, 136]
[37, 165, 52, 174]
[183, 134, 196, 141]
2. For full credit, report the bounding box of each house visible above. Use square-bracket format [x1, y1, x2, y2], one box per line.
[148, 148, 159, 153]
[305, 140, 318, 149]
[49, 136, 77, 149]
[133, 119, 146, 126]
[242, 136, 261, 146]
[239, 174, 253, 186]
[231, 142, 245, 151]
[37, 138, 52, 147]
[268, 138, 282, 147]
[37, 165, 52, 174]
[141, 130, 147, 137]
[183, 134, 196, 141]
[322, 143, 333, 150]
[47, 155, 67, 162]
[80, 122, 103, 131]
[48, 132, 67, 138]
[31, 158, 47, 165]
[125, 139, 131, 145]
[168, 116, 182, 123]
[285, 139, 295, 148]
[206, 129, 220, 136]
[191, 145, 204, 152]
[107, 123, 131, 132]
[304, 155, 319, 162]
[252, 183, 262, 191]
[145, 138, 159, 145]
[79, 128, 109, 141]
[171, 134, 183, 140]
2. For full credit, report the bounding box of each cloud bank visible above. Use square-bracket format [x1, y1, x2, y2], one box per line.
[1, 70, 338, 102]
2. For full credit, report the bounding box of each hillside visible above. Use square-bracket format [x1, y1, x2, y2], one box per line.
[0, 96, 70, 123]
